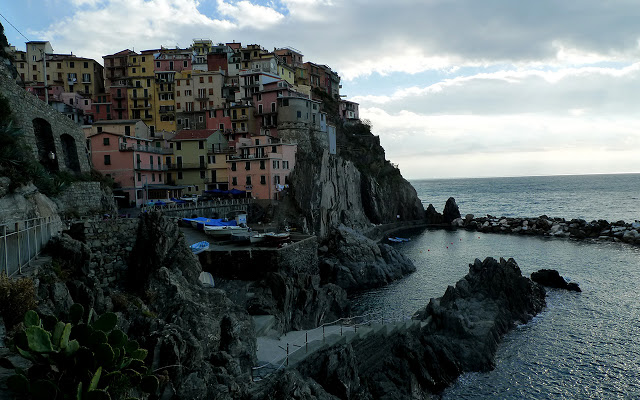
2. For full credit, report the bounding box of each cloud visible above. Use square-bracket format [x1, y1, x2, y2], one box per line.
[216, 0, 285, 28]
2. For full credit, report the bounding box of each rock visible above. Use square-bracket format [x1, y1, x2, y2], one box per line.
[319, 225, 416, 291]
[442, 197, 462, 224]
[246, 272, 349, 332]
[531, 269, 581, 292]
[425, 203, 444, 224]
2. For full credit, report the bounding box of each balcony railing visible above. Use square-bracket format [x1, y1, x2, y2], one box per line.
[134, 164, 168, 171]
[130, 94, 151, 100]
[120, 143, 172, 154]
[170, 163, 207, 170]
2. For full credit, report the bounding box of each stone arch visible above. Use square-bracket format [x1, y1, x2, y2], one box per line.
[60, 133, 81, 173]
[32, 117, 59, 172]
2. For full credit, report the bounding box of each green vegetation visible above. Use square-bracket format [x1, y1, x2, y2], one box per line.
[7, 304, 158, 400]
[0, 22, 13, 61]
[0, 274, 37, 329]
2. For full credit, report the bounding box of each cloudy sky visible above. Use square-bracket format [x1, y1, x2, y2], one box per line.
[3, 0, 640, 179]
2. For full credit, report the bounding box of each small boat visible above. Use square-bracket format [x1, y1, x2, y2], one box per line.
[388, 237, 410, 243]
[190, 241, 209, 254]
[262, 232, 290, 245]
[249, 232, 269, 244]
[204, 225, 250, 237]
[198, 271, 215, 287]
[230, 231, 254, 243]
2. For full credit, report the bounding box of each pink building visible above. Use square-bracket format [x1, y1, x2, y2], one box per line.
[339, 100, 360, 122]
[88, 131, 175, 207]
[227, 138, 297, 200]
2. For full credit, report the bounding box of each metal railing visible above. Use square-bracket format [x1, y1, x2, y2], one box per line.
[251, 310, 414, 382]
[1, 217, 56, 277]
[141, 198, 252, 213]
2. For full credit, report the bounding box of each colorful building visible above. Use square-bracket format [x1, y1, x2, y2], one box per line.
[228, 138, 297, 200]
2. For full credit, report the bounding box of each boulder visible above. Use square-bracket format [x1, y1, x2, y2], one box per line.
[531, 269, 581, 292]
[425, 204, 444, 224]
[442, 197, 462, 224]
[319, 225, 416, 291]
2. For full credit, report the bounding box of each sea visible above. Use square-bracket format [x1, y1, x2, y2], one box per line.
[350, 173, 640, 399]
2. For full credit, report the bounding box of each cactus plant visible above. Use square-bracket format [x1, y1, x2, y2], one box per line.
[7, 304, 158, 400]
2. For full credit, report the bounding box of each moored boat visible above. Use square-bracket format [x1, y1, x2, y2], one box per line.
[190, 241, 210, 254]
[204, 225, 250, 237]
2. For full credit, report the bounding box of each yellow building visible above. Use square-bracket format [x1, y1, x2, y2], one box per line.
[168, 129, 230, 194]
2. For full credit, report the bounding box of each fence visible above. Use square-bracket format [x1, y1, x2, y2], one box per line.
[251, 309, 414, 381]
[0, 217, 56, 277]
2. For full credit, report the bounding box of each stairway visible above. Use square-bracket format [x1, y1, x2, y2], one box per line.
[253, 318, 427, 380]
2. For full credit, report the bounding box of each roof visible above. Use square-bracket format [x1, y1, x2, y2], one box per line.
[104, 49, 136, 58]
[172, 129, 219, 141]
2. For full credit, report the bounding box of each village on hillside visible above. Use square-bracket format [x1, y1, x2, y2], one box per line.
[5, 39, 361, 208]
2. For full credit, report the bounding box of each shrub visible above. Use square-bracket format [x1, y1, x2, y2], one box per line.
[0, 274, 37, 328]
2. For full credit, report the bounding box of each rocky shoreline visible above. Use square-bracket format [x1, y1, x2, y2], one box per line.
[425, 197, 640, 246]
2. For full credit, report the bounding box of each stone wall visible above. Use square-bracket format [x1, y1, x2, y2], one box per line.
[68, 218, 139, 288]
[199, 235, 318, 280]
[0, 64, 90, 174]
[54, 182, 117, 218]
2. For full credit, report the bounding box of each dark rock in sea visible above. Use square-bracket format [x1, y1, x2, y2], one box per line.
[531, 269, 581, 292]
[425, 203, 444, 224]
[269, 257, 547, 398]
[319, 225, 416, 292]
[442, 197, 462, 224]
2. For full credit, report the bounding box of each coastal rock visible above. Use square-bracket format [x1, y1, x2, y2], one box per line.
[246, 272, 349, 332]
[288, 257, 546, 398]
[125, 213, 257, 395]
[319, 225, 416, 291]
[442, 197, 462, 224]
[425, 203, 444, 224]
[531, 269, 581, 292]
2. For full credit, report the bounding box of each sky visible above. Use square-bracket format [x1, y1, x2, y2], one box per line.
[2, 0, 640, 179]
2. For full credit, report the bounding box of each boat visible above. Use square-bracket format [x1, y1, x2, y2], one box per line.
[204, 225, 250, 237]
[262, 232, 291, 245]
[388, 237, 410, 243]
[198, 271, 215, 287]
[230, 231, 254, 243]
[249, 232, 270, 244]
[190, 241, 209, 254]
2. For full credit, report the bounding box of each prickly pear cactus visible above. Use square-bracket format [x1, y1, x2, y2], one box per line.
[6, 304, 159, 400]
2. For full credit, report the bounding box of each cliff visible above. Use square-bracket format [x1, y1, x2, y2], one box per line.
[287, 121, 425, 291]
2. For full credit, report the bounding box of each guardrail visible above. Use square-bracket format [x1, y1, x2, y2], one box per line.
[141, 198, 252, 213]
[1, 217, 56, 277]
[251, 309, 414, 382]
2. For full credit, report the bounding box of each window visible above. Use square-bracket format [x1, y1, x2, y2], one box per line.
[32, 65, 37, 71]
[178, 171, 183, 179]
[258, 104, 263, 114]
[231, 162, 236, 171]
[186, 102, 193, 111]
[199, 76, 204, 83]
[297, 110, 302, 118]
[137, 173, 141, 181]
[273, 160, 280, 169]
[255, 139, 260, 145]
[142, 56, 146, 62]
[156, 61, 160, 68]
[177, 80, 180, 86]
[125, 126, 131, 135]
[183, 60, 188, 68]
[260, 175, 266, 184]
[84, 61, 89, 68]
[97, 127, 103, 133]
[219, 123, 224, 131]
[176, 91, 180, 97]
[69, 61, 75, 68]
[152, 174, 156, 182]
[271, 146, 277, 153]
[271, 103, 276, 112]
[260, 160, 265, 170]
[283, 161, 289, 169]
[103, 137, 110, 146]
[198, 115, 204, 123]
[232, 177, 237, 186]
[245, 161, 251, 170]
[176, 103, 181, 109]
[199, 141, 204, 149]
[104, 155, 111, 165]
[246, 176, 252, 185]
[57, 63, 61, 69]
[200, 170, 206, 179]
[274, 175, 281, 184]
[176, 142, 182, 150]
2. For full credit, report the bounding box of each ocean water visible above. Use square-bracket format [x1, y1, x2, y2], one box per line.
[350, 173, 640, 398]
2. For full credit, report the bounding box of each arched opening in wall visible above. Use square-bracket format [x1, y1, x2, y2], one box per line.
[60, 133, 81, 173]
[32, 118, 59, 172]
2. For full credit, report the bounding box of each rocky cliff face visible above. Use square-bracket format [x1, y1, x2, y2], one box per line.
[258, 257, 546, 399]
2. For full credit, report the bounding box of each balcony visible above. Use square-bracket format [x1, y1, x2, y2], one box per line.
[159, 107, 175, 114]
[141, 114, 153, 120]
[170, 163, 207, 170]
[130, 103, 151, 109]
[113, 93, 126, 99]
[195, 95, 209, 101]
[130, 93, 151, 100]
[231, 114, 248, 121]
[120, 143, 172, 154]
[113, 105, 127, 110]
[134, 164, 168, 171]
